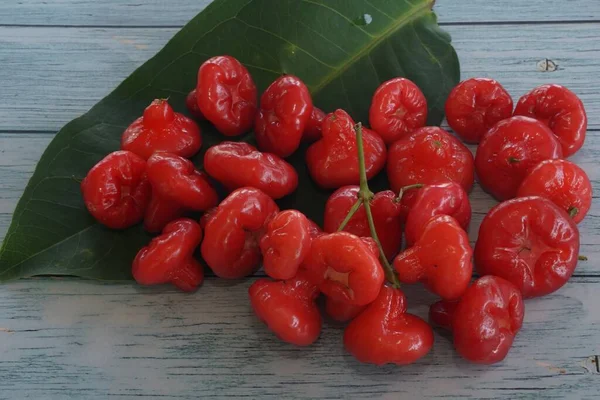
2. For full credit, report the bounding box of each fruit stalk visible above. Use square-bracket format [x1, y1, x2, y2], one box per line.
[354, 123, 401, 288]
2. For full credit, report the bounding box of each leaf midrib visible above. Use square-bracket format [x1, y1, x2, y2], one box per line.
[309, 0, 433, 95]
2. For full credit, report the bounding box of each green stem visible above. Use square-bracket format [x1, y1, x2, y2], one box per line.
[337, 199, 363, 231]
[354, 123, 401, 289]
[578, 255, 588, 261]
[395, 183, 424, 203]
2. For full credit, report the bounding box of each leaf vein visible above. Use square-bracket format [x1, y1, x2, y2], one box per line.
[309, 0, 432, 94]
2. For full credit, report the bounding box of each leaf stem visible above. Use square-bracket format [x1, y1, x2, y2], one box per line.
[354, 123, 401, 289]
[337, 199, 363, 231]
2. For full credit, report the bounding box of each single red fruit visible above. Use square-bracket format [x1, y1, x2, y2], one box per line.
[303, 232, 384, 306]
[475, 196, 580, 298]
[445, 78, 513, 143]
[475, 116, 563, 201]
[197, 55, 257, 136]
[306, 109, 386, 188]
[325, 297, 366, 322]
[185, 89, 204, 120]
[121, 99, 202, 160]
[204, 142, 298, 199]
[249, 271, 321, 346]
[144, 152, 219, 232]
[255, 75, 313, 157]
[303, 107, 326, 142]
[323, 186, 402, 260]
[369, 78, 428, 145]
[517, 159, 592, 224]
[514, 84, 587, 156]
[387, 126, 474, 193]
[404, 182, 471, 246]
[344, 286, 434, 365]
[260, 210, 312, 280]
[429, 276, 524, 364]
[132, 218, 204, 292]
[81, 151, 151, 229]
[394, 215, 473, 301]
[201, 187, 279, 279]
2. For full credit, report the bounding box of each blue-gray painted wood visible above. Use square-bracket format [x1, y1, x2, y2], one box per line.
[1, 22, 599, 132]
[0, 0, 597, 26]
[0, 1, 599, 398]
[0, 278, 598, 399]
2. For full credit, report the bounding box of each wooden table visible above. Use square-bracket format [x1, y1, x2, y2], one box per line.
[1, 1, 599, 398]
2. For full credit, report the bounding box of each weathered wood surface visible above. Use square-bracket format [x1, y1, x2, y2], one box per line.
[0, 278, 598, 400]
[0, 0, 599, 398]
[2, 23, 600, 132]
[0, 0, 597, 26]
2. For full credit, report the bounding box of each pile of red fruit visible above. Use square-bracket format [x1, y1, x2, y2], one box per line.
[80, 55, 591, 365]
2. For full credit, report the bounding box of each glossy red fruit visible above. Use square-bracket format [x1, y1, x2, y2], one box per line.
[306, 109, 386, 189]
[369, 78, 428, 145]
[429, 276, 524, 364]
[514, 84, 587, 156]
[387, 126, 475, 193]
[475, 116, 563, 201]
[303, 232, 384, 306]
[144, 153, 219, 232]
[201, 187, 279, 279]
[303, 107, 326, 142]
[185, 89, 204, 119]
[197, 55, 257, 136]
[260, 210, 312, 280]
[428, 299, 457, 330]
[344, 286, 434, 365]
[81, 150, 151, 229]
[132, 218, 204, 292]
[121, 99, 202, 160]
[517, 159, 592, 224]
[204, 142, 298, 199]
[445, 78, 513, 143]
[325, 298, 366, 322]
[394, 215, 473, 300]
[255, 75, 313, 157]
[475, 196, 580, 298]
[404, 182, 471, 246]
[249, 271, 321, 346]
[323, 186, 402, 260]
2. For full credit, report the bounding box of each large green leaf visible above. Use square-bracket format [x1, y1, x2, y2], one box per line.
[0, 0, 459, 281]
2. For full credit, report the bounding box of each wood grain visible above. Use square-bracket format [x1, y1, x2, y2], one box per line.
[1, 22, 599, 132]
[0, 1, 599, 398]
[0, 277, 598, 399]
[0, 0, 597, 27]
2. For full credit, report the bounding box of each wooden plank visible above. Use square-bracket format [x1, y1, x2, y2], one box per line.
[0, 133, 598, 276]
[0, 0, 596, 27]
[0, 277, 598, 399]
[1, 22, 599, 132]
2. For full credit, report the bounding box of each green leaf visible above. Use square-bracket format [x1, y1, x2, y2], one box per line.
[0, 0, 459, 281]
